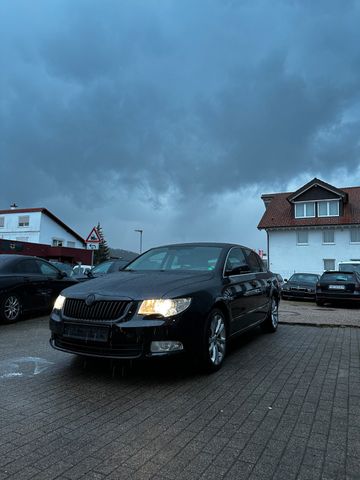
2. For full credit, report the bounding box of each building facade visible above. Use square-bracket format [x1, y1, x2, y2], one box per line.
[0, 208, 86, 248]
[258, 178, 360, 278]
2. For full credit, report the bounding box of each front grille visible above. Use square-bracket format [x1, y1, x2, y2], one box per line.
[63, 298, 130, 322]
[53, 336, 143, 358]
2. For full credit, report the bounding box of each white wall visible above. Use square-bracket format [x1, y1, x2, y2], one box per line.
[39, 214, 84, 248]
[268, 228, 360, 279]
[0, 211, 84, 248]
[0, 211, 41, 243]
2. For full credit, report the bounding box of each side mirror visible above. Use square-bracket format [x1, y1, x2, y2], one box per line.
[86, 269, 93, 277]
[59, 271, 68, 278]
[284, 278, 288, 282]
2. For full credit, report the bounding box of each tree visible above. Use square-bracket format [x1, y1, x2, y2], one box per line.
[94, 222, 110, 264]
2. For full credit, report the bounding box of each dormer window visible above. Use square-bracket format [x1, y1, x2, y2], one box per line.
[295, 202, 315, 218]
[318, 200, 339, 217]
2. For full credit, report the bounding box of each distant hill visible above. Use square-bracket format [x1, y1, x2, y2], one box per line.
[109, 248, 139, 261]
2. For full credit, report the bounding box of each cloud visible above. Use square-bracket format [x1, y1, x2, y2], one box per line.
[1, 0, 360, 249]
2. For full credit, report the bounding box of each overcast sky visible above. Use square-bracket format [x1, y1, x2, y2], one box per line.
[1, 0, 360, 253]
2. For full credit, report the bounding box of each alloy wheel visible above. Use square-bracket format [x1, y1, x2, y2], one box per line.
[4, 296, 20, 321]
[271, 298, 278, 328]
[208, 313, 226, 366]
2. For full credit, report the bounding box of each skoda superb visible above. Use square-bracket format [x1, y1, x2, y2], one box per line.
[50, 243, 279, 371]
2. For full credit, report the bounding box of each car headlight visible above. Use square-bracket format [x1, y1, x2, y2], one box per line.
[138, 298, 191, 317]
[53, 294, 66, 311]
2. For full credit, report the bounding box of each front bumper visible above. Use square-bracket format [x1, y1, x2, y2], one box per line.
[281, 289, 315, 300]
[49, 311, 196, 360]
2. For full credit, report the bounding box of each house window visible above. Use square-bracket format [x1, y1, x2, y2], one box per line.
[52, 239, 64, 247]
[67, 241, 75, 248]
[323, 259, 335, 271]
[318, 200, 339, 217]
[18, 215, 30, 227]
[297, 231, 308, 245]
[0, 217, 4, 228]
[350, 228, 360, 243]
[295, 202, 315, 218]
[323, 229, 335, 244]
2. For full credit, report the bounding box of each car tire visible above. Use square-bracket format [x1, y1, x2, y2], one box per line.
[261, 297, 279, 333]
[201, 308, 227, 373]
[0, 294, 22, 323]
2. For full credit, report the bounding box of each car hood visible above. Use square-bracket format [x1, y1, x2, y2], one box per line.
[61, 270, 215, 300]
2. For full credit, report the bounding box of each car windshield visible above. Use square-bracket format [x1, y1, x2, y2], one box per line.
[92, 261, 113, 274]
[289, 273, 319, 283]
[125, 246, 223, 272]
[321, 272, 355, 282]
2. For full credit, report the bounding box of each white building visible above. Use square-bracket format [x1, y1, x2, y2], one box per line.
[0, 207, 86, 249]
[258, 178, 360, 279]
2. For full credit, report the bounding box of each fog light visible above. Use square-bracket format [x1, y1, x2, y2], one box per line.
[150, 341, 184, 353]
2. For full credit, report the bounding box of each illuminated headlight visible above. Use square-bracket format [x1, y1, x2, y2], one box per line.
[53, 295, 66, 311]
[138, 298, 191, 317]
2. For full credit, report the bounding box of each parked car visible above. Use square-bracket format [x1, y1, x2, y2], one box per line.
[0, 254, 78, 323]
[50, 243, 280, 372]
[281, 273, 320, 300]
[316, 271, 360, 306]
[70, 264, 92, 278]
[273, 273, 285, 291]
[86, 259, 131, 278]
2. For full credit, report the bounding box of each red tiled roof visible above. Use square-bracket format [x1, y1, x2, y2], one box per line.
[0, 208, 86, 244]
[258, 187, 360, 229]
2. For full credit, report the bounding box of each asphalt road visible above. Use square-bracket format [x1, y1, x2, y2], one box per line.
[1, 308, 360, 480]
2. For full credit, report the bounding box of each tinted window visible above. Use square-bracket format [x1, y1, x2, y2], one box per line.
[339, 263, 360, 273]
[14, 259, 40, 274]
[243, 248, 263, 273]
[225, 248, 249, 273]
[36, 260, 60, 277]
[321, 272, 355, 282]
[92, 261, 113, 274]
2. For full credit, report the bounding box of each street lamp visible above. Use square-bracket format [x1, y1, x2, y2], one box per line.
[134, 229, 143, 253]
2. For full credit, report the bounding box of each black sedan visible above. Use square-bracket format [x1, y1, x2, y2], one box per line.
[281, 273, 320, 300]
[50, 243, 280, 372]
[316, 271, 360, 306]
[0, 254, 78, 323]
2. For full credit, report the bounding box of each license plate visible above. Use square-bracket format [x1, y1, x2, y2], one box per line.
[329, 285, 345, 290]
[63, 324, 109, 342]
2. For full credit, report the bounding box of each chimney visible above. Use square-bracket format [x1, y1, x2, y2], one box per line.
[10, 203, 18, 210]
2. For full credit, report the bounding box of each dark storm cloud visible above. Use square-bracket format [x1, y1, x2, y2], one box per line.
[1, 0, 360, 210]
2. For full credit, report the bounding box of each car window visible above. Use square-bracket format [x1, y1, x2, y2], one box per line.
[289, 273, 319, 283]
[36, 260, 60, 277]
[321, 272, 355, 282]
[14, 259, 40, 274]
[92, 261, 113, 274]
[225, 248, 249, 273]
[242, 248, 264, 273]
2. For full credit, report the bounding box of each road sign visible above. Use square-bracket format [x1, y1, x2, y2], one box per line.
[86, 227, 101, 243]
[87, 243, 99, 250]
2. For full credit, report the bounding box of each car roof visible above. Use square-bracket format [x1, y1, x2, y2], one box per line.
[145, 242, 248, 250]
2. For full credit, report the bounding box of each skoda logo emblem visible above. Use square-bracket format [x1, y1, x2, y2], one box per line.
[85, 294, 96, 306]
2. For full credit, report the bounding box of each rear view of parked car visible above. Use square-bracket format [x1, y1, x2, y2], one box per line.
[281, 273, 320, 300]
[316, 271, 360, 306]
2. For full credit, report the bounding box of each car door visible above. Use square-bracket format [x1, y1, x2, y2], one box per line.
[12, 258, 48, 310]
[223, 247, 256, 334]
[242, 248, 270, 323]
[35, 260, 73, 309]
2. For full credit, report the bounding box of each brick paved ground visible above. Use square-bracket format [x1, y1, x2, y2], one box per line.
[0, 315, 360, 480]
[280, 299, 360, 327]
